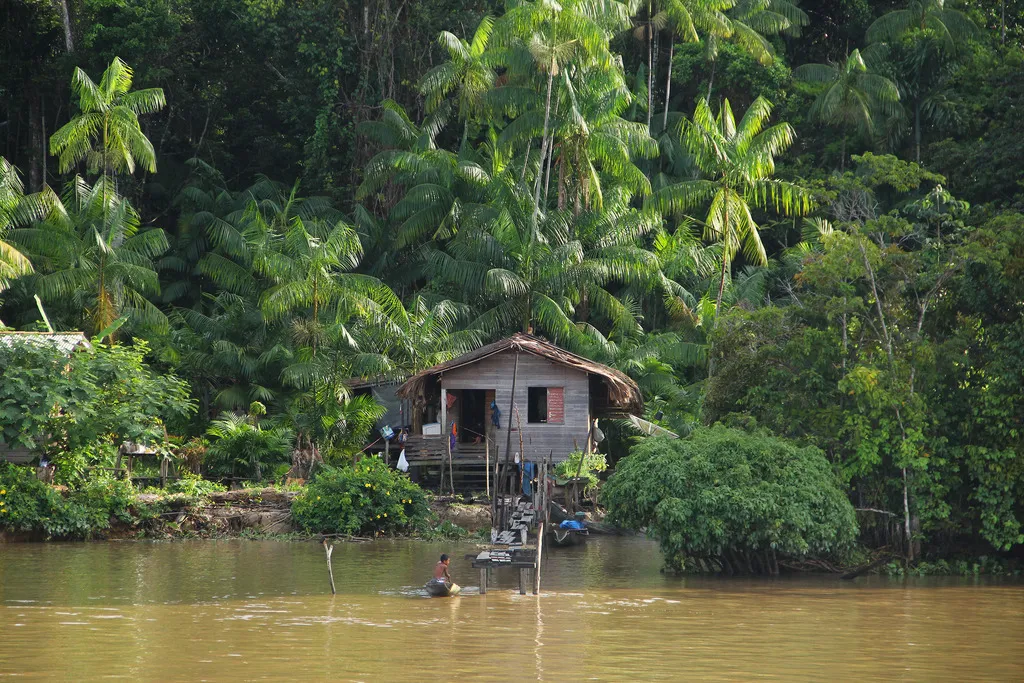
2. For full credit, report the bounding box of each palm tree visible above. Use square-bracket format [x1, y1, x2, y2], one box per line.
[649, 96, 813, 313]
[0, 158, 58, 293]
[547, 67, 658, 212]
[659, 0, 733, 131]
[866, 0, 977, 162]
[12, 177, 169, 335]
[49, 57, 166, 180]
[793, 48, 901, 170]
[352, 295, 482, 376]
[495, 0, 631, 217]
[866, 0, 977, 49]
[356, 100, 488, 276]
[420, 16, 497, 148]
[705, 0, 809, 96]
[632, 0, 669, 131]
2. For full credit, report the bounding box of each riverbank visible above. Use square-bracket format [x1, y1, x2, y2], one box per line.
[0, 487, 488, 543]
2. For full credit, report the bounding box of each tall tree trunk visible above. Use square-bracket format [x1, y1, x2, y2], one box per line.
[662, 40, 674, 131]
[914, 99, 921, 163]
[533, 63, 556, 219]
[1001, 0, 1006, 44]
[55, 0, 74, 52]
[707, 58, 716, 99]
[520, 140, 532, 183]
[557, 155, 566, 211]
[716, 251, 728, 313]
[646, 12, 654, 132]
[840, 131, 847, 172]
[902, 466, 913, 562]
[715, 188, 729, 313]
[27, 94, 43, 192]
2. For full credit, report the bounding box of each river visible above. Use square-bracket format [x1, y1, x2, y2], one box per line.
[1, 537, 1021, 681]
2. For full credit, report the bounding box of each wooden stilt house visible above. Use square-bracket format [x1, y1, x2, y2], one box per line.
[394, 333, 642, 488]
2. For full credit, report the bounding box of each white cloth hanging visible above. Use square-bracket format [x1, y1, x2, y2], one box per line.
[396, 448, 409, 472]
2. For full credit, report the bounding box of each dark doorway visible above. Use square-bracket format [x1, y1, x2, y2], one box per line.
[461, 389, 487, 443]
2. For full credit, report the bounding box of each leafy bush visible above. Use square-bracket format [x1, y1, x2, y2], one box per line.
[0, 463, 136, 539]
[291, 459, 429, 535]
[417, 519, 469, 540]
[159, 472, 226, 497]
[602, 427, 858, 574]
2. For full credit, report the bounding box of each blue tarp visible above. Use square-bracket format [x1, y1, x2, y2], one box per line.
[559, 519, 585, 530]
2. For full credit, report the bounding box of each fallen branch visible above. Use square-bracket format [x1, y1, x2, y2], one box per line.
[855, 507, 898, 517]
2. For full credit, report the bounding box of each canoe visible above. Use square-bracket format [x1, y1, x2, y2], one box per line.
[549, 526, 589, 547]
[548, 501, 570, 524]
[425, 580, 461, 597]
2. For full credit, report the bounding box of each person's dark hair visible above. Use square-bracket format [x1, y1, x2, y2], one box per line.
[440, 554, 449, 562]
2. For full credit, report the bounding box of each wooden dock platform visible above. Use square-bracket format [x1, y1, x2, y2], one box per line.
[467, 497, 546, 595]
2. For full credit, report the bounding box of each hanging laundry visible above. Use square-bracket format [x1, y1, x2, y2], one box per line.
[446, 393, 457, 409]
[491, 401, 502, 428]
[396, 449, 409, 472]
[449, 421, 457, 451]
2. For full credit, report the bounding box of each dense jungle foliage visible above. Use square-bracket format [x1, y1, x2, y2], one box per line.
[2, 0, 1022, 564]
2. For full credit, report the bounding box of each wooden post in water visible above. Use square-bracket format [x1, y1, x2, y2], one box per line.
[479, 567, 487, 594]
[534, 521, 544, 595]
[446, 424, 455, 495]
[322, 539, 336, 595]
[485, 437, 490, 499]
[500, 351, 521, 530]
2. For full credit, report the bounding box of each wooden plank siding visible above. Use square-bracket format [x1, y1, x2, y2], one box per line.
[441, 352, 590, 464]
[0, 446, 35, 464]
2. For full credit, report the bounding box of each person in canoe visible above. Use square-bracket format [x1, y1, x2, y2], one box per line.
[425, 554, 460, 596]
[434, 554, 452, 582]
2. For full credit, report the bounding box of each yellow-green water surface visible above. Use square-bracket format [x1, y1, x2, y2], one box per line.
[1, 537, 1022, 681]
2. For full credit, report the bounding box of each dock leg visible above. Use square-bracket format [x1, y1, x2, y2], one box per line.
[480, 568, 487, 594]
[519, 568, 527, 595]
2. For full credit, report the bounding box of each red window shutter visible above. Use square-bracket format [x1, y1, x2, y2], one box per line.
[547, 387, 564, 424]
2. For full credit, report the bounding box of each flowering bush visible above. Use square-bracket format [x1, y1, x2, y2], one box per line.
[291, 459, 429, 535]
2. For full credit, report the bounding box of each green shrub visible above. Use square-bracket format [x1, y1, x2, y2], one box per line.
[0, 463, 136, 539]
[417, 519, 469, 540]
[554, 450, 607, 493]
[204, 411, 293, 482]
[291, 459, 430, 535]
[602, 427, 858, 573]
[163, 472, 226, 497]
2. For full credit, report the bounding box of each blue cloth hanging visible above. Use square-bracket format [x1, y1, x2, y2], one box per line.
[490, 401, 501, 428]
[522, 461, 535, 496]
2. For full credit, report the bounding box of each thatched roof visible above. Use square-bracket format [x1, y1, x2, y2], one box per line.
[396, 333, 643, 416]
[0, 331, 91, 354]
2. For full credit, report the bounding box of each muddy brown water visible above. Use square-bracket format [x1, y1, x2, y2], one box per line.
[1, 537, 1022, 681]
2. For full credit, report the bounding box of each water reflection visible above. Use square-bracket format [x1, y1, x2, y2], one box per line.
[1, 537, 1022, 681]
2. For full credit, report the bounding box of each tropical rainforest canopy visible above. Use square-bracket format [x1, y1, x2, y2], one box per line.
[1, 0, 1022, 563]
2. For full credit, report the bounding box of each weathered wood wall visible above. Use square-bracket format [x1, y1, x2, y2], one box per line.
[441, 352, 590, 464]
[0, 443, 34, 464]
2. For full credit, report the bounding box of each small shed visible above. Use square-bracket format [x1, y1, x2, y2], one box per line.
[0, 332, 91, 464]
[395, 334, 642, 479]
